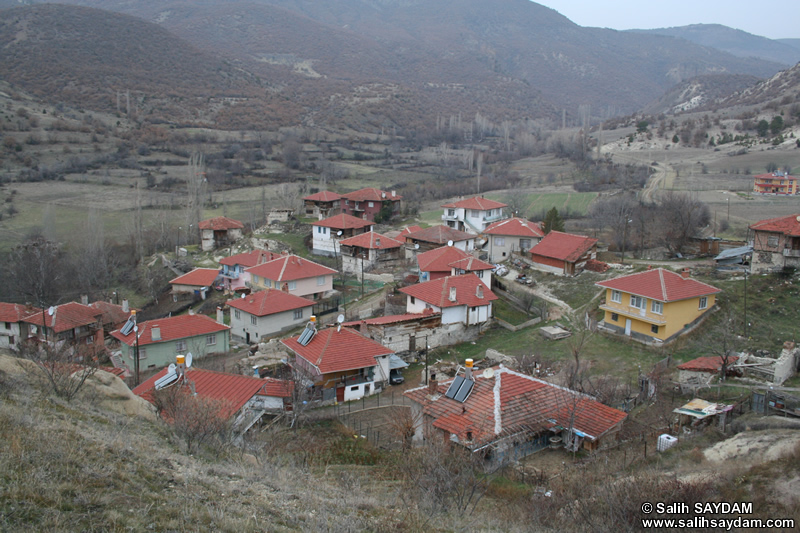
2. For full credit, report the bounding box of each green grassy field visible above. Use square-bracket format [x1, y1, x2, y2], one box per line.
[487, 191, 598, 218]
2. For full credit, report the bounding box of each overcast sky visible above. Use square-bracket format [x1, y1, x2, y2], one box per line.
[534, 1, 800, 40]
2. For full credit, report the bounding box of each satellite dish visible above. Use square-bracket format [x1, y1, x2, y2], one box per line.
[133, 325, 138, 333]
[482, 368, 495, 379]
[167, 363, 176, 374]
[337, 230, 343, 236]
[337, 314, 345, 324]
[241, 293, 246, 298]
[47, 306, 55, 316]
[414, 243, 420, 250]
[185, 352, 193, 368]
[447, 240, 454, 247]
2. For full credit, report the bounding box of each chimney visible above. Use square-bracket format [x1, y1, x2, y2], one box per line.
[465, 359, 474, 380]
[476, 285, 484, 299]
[449, 286, 457, 302]
[216, 306, 224, 324]
[647, 265, 652, 271]
[359, 320, 368, 334]
[253, 365, 260, 378]
[680, 268, 690, 279]
[428, 374, 438, 395]
[81, 294, 89, 305]
[188, 309, 195, 315]
[122, 299, 129, 312]
[391, 190, 396, 197]
[151, 326, 161, 341]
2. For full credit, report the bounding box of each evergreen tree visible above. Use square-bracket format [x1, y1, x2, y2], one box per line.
[542, 207, 565, 234]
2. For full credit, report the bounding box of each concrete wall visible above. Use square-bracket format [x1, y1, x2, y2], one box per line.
[230, 305, 313, 342]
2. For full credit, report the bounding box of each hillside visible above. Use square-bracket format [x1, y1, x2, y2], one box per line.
[631, 24, 800, 66]
[641, 73, 763, 115]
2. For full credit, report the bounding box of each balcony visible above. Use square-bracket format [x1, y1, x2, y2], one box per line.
[442, 212, 458, 221]
[783, 248, 800, 258]
[599, 304, 667, 325]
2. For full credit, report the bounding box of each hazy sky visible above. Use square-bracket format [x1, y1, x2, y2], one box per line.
[534, 1, 800, 39]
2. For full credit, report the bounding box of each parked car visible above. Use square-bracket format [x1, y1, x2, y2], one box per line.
[389, 368, 405, 385]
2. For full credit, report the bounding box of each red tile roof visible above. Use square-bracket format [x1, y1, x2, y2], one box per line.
[441, 196, 507, 210]
[399, 225, 423, 236]
[111, 313, 229, 347]
[484, 217, 544, 238]
[343, 187, 402, 202]
[399, 274, 498, 308]
[219, 249, 281, 268]
[227, 289, 313, 317]
[448, 256, 495, 272]
[282, 326, 393, 374]
[405, 225, 474, 245]
[133, 368, 288, 418]
[198, 216, 244, 230]
[89, 301, 134, 327]
[530, 231, 597, 262]
[303, 190, 343, 202]
[169, 268, 220, 287]
[677, 355, 739, 373]
[417, 246, 474, 273]
[246, 254, 336, 281]
[405, 367, 627, 447]
[22, 302, 101, 333]
[0, 302, 40, 322]
[749, 214, 800, 237]
[596, 268, 721, 302]
[342, 311, 439, 327]
[312, 213, 374, 230]
[338, 231, 404, 250]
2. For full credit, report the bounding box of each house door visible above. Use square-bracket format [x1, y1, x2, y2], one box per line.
[336, 385, 345, 402]
[409, 335, 416, 352]
[625, 319, 632, 336]
[245, 332, 251, 344]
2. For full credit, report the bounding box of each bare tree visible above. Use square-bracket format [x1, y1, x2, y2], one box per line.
[10, 235, 65, 308]
[151, 385, 233, 454]
[563, 312, 596, 391]
[185, 152, 207, 242]
[654, 191, 711, 255]
[693, 309, 743, 382]
[589, 194, 637, 252]
[17, 340, 99, 402]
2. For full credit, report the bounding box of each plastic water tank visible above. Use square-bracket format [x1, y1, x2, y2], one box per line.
[657, 434, 678, 452]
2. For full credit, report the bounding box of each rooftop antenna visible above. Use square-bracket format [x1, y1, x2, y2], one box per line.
[447, 240, 454, 247]
[337, 313, 344, 332]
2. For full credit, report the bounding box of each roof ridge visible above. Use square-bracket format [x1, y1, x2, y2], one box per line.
[315, 328, 335, 367]
[659, 268, 667, 301]
[277, 256, 289, 281]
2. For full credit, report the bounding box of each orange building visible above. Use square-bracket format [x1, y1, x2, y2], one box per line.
[753, 171, 797, 195]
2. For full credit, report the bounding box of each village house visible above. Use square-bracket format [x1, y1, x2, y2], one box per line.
[169, 268, 221, 300]
[111, 313, 230, 371]
[677, 355, 740, 390]
[748, 214, 800, 272]
[282, 323, 395, 402]
[399, 273, 497, 327]
[198, 216, 244, 252]
[344, 311, 442, 354]
[527, 231, 598, 277]
[340, 187, 402, 222]
[134, 366, 292, 433]
[403, 225, 476, 261]
[596, 267, 721, 344]
[303, 190, 343, 220]
[88, 299, 134, 337]
[219, 249, 281, 291]
[753, 170, 797, 195]
[0, 303, 39, 349]
[246, 254, 336, 300]
[441, 196, 507, 234]
[311, 213, 374, 257]
[22, 301, 105, 349]
[404, 365, 627, 467]
[483, 217, 545, 263]
[227, 289, 315, 344]
[416, 246, 493, 287]
[338, 231, 405, 276]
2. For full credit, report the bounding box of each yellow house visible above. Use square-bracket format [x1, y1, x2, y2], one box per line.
[596, 268, 721, 344]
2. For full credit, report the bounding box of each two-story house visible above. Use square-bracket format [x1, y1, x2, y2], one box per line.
[403, 225, 475, 261]
[753, 171, 797, 195]
[748, 214, 800, 272]
[246, 254, 336, 300]
[227, 289, 314, 344]
[22, 301, 104, 349]
[340, 188, 402, 222]
[441, 196, 507, 234]
[0, 303, 39, 349]
[219, 249, 281, 291]
[483, 217, 545, 263]
[311, 213, 374, 257]
[338, 231, 405, 276]
[416, 246, 492, 287]
[303, 190, 343, 220]
[399, 273, 497, 326]
[596, 267, 721, 344]
[198, 216, 244, 251]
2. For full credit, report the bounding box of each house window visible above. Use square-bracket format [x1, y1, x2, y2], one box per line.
[448, 209, 455, 217]
[651, 301, 663, 314]
[368, 201, 374, 208]
[767, 235, 779, 247]
[4, 322, 9, 330]
[630, 295, 645, 309]
[288, 281, 297, 291]
[175, 340, 187, 353]
[651, 324, 659, 334]
[610, 290, 622, 303]
[293, 309, 303, 320]
[520, 239, 531, 250]
[138, 348, 147, 359]
[476, 270, 484, 278]
[471, 307, 477, 312]
[206, 334, 217, 346]
[471, 210, 479, 217]
[699, 296, 708, 310]
[317, 276, 326, 286]
[494, 237, 505, 246]
[611, 313, 619, 322]
[234, 309, 241, 320]
[350, 386, 359, 392]
[410, 296, 416, 305]
[251, 315, 258, 325]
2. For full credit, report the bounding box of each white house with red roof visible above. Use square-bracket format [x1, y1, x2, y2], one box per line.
[596, 267, 721, 344]
[246, 254, 336, 299]
[403, 225, 476, 260]
[282, 325, 395, 402]
[170, 268, 221, 299]
[227, 289, 314, 344]
[22, 301, 104, 348]
[0, 302, 39, 349]
[198, 216, 244, 251]
[748, 214, 800, 272]
[441, 196, 507, 234]
[311, 213, 374, 256]
[111, 313, 230, 371]
[404, 365, 627, 464]
[399, 274, 497, 326]
[416, 246, 492, 287]
[338, 231, 405, 275]
[528, 231, 598, 276]
[303, 190, 343, 220]
[219, 249, 281, 291]
[483, 217, 545, 263]
[340, 187, 402, 222]
[133, 367, 292, 431]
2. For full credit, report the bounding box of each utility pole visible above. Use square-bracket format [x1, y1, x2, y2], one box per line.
[132, 310, 140, 386]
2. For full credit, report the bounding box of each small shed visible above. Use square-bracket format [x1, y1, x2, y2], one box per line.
[539, 326, 571, 340]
